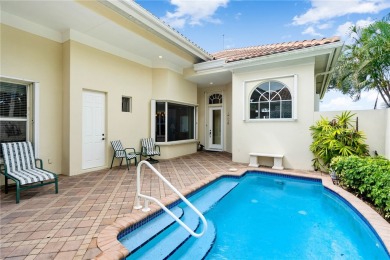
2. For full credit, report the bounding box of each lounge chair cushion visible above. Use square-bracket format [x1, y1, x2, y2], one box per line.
[2, 142, 56, 185]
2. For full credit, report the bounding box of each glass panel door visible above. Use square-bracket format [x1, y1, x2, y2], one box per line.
[208, 107, 223, 150]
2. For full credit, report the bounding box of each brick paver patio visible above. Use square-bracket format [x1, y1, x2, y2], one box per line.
[0, 151, 245, 259]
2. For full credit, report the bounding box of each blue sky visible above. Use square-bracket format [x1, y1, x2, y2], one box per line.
[136, 0, 390, 111]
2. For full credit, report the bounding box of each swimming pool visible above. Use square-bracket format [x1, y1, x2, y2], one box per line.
[119, 171, 390, 259]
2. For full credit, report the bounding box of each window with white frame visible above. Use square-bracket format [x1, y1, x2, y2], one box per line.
[249, 81, 292, 119]
[154, 101, 196, 142]
[0, 82, 28, 156]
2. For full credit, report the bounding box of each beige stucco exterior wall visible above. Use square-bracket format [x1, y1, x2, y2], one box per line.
[315, 109, 389, 158]
[1, 25, 203, 176]
[197, 84, 232, 153]
[65, 41, 152, 175]
[1, 25, 63, 174]
[231, 59, 316, 170]
[152, 69, 198, 158]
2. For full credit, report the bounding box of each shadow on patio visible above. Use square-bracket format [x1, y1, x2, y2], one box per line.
[0, 151, 246, 259]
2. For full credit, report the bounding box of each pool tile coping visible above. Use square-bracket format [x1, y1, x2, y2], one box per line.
[95, 167, 390, 259]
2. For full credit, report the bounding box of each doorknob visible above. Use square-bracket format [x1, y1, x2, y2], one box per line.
[209, 130, 212, 137]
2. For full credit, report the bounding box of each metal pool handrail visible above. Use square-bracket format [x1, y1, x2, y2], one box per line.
[133, 160, 208, 238]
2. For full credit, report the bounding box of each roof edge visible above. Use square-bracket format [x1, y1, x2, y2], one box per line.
[224, 41, 344, 70]
[100, 0, 213, 61]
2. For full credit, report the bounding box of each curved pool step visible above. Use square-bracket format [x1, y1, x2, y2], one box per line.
[120, 207, 184, 252]
[191, 180, 239, 212]
[169, 220, 216, 259]
[126, 209, 200, 259]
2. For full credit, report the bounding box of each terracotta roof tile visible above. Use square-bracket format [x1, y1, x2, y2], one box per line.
[211, 36, 341, 62]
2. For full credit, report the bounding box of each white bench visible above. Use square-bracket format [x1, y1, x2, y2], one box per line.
[249, 153, 284, 170]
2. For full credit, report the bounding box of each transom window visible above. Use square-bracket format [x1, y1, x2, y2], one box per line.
[250, 81, 292, 119]
[209, 93, 222, 104]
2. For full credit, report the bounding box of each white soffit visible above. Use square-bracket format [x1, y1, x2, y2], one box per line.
[0, 0, 197, 72]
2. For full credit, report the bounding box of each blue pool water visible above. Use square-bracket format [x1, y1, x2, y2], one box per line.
[120, 172, 390, 259]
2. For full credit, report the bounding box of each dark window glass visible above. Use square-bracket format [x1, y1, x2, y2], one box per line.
[122, 97, 132, 112]
[0, 82, 28, 157]
[155, 102, 195, 142]
[0, 83, 27, 118]
[155, 102, 166, 142]
[249, 81, 292, 119]
[208, 94, 223, 104]
[168, 103, 194, 142]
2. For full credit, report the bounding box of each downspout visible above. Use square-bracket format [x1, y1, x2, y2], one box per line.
[315, 68, 335, 98]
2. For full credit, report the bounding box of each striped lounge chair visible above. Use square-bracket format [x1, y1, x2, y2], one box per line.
[1, 142, 58, 203]
[141, 138, 160, 163]
[110, 140, 137, 170]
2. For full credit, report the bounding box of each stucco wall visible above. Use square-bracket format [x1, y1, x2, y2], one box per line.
[65, 41, 152, 175]
[231, 59, 316, 170]
[152, 69, 199, 157]
[314, 109, 389, 158]
[1, 24, 202, 176]
[1, 25, 63, 174]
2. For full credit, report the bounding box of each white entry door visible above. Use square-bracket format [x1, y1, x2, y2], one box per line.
[82, 91, 105, 169]
[208, 107, 223, 150]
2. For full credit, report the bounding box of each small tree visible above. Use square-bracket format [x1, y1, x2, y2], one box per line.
[309, 111, 369, 172]
[330, 14, 390, 107]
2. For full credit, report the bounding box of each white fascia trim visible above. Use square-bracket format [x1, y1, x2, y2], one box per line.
[194, 59, 226, 72]
[1, 11, 63, 42]
[63, 29, 152, 68]
[101, 0, 213, 61]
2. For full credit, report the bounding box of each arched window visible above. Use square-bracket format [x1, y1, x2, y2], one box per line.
[209, 93, 222, 104]
[250, 81, 292, 119]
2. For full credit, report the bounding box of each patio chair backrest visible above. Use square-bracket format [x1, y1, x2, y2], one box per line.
[141, 138, 155, 152]
[111, 140, 126, 157]
[2, 142, 37, 173]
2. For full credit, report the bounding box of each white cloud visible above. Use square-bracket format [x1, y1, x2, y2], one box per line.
[293, 0, 390, 25]
[336, 21, 354, 38]
[335, 18, 374, 41]
[161, 0, 229, 29]
[320, 89, 383, 111]
[317, 22, 332, 30]
[302, 26, 324, 37]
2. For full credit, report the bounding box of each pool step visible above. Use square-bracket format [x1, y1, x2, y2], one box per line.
[125, 180, 238, 259]
[126, 208, 200, 259]
[191, 180, 238, 212]
[120, 207, 184, 252]
[168, 220, 216, 259]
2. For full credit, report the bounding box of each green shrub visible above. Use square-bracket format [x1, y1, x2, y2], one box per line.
[310, 111, 369, 172]
[331, 155, 390, 220]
